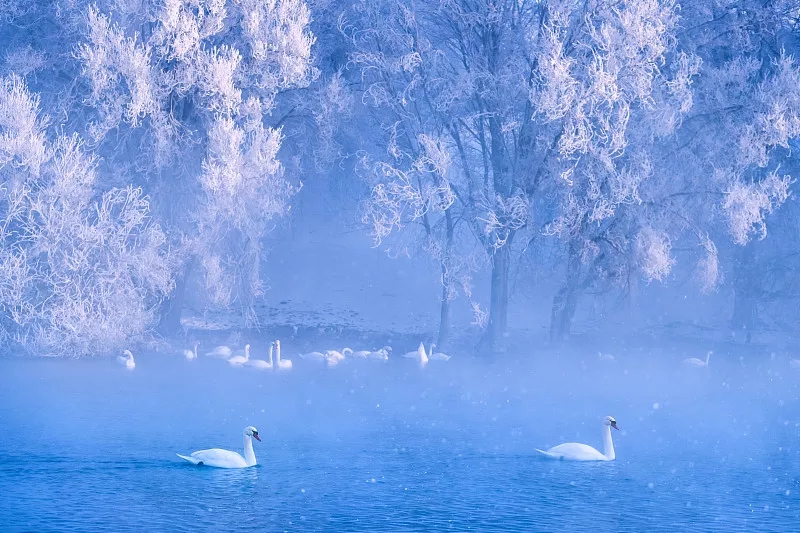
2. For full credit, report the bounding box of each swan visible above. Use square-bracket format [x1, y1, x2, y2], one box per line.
[428, 344, 451, 362]
[684, 351, 712, 368]
[246, 343, 273, 370]
[228, 344, 251, 366]
[323, 348, 351, 367]
[368, 346, 391, 360]
[402, 342, 429, 367]
[177, 426, 261, 468]
[597, 352, 616, 362]
[300, 351, 328, 362]
[275, 340, 292, 370]
[536, 416, 619, 461]
[117, 349, 135, 370]
[183, 342, 198, 361]
[353, 346, 391, 360]
[206, 345, 232, 359]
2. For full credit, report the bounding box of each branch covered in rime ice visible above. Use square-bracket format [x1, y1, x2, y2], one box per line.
[0, 76, 172, 355]
[722, 171, 792, 246]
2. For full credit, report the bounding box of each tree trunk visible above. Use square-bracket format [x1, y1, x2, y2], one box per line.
[549, 241, 581, 342]
[731, 246, 757, 334]
[437, 279, 451, 350]
[477, 244, 510, 356]
[157, 261, 192, 337]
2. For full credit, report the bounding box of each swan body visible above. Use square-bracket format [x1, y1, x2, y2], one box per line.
[183, 343, 198, 361]
[177, 426, 261, 469]
[275, 340, 292, 370]
[300, 351, 328, 363]
[353, 346, 391, 360]
[323, 348, 352, 367]
[537, 416, 619, 462]
[246, 343, 273, 370]
[684, 351, 712, 368]
[228, 344, 251, 366]
[402, 342, 429, 367]
[598, 352, 615, 362]
[428, 344, 451, 362]
[206, 345, 232, 359]
[117, 350, 135, 370]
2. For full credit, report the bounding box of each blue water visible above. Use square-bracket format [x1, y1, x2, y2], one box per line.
[2, 346, 800, 532]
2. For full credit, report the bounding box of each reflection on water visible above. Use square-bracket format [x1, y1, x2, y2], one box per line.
[1, 350, 799, 532]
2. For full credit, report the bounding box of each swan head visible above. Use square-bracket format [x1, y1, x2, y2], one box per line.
[603, 416, 619, 430]
[244, 426, 261, 441]
[381, 346, 392, 353]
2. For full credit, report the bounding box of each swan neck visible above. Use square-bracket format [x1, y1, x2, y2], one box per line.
[243, 434, 256, 466]
[268, 344, 274, 366]
[602, 424, 615, 461]
[275, 343, 281, 362]
[706, 352, 711, 365]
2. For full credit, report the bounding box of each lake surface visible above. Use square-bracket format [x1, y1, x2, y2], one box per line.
[1, 345, 799, 532]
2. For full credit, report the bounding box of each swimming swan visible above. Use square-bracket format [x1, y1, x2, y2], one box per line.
[183, 343, 198, 361]
[428, 344, 451, 361]
[402, 342, 429, 367]
[206, 345, 232, 359]
[117, 349, 135, 370]
[684, 351, 712, 368]
[536, 416, 619, 461]
[275, 340, 292, 370]
[246, 343, 273, 370]
[228, 344, 251, 366]
[177, 426, 261, 468]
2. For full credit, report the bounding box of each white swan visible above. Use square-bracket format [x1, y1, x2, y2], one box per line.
[402, 342, 429, 367]
[324, 348, 352, 367]
[246, 343, 273, 370]
[228, 344, 251, 366]
[275, 340, 292, 370]
[177, 426, 261, 468]
[117, 349, 135, 370]
[597, 352, 616, 362]
[684, 351, 712, 368]
[428, 344, 451, 362]
[183, 342, 198, 361]
[300, 350, 328, 362]
[537, 416, 619, 461]
[353, 346, 391, 360]
[206, 345, 232, 359]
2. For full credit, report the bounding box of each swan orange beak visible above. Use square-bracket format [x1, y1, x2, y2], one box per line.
[611, 422, 619, 430]
[253, 434, 261, 441]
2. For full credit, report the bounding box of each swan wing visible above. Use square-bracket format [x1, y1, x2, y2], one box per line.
[539, 442, 608, 461]
[430, 353, 451, 361]
[228, 356, 247, 365]
[206, 346, 232, 358]
[180, 448, 249, 469]
[352, 351, 370, 358]
[246, 359, 272, 369]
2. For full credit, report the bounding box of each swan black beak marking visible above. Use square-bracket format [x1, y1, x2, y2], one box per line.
[253, 434, 261, 441]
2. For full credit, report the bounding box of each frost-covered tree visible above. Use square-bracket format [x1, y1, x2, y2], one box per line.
[75, 0, 318, 328]
[0, 75, 172, 355]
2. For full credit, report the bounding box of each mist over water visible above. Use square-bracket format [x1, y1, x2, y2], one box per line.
[3, 339, 799, 532]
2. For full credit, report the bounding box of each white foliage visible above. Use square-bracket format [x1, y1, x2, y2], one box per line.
[722, 171, 792, 246]
[695, 234, 720, 294]
[635, 226, 674, 283]
[0, 76, 172, 355]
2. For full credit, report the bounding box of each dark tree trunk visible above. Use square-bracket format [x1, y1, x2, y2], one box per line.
[731, 246, 758, 334]
[477, 244, 511, 356]
[157, 261, 192, 337]
[549, 241, 581, 342]
[437, 280, 451, 350]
